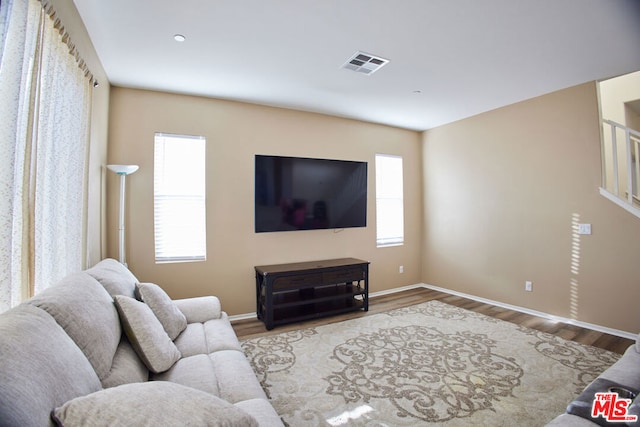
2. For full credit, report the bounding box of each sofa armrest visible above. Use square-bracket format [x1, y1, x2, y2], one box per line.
[173, 296, 222, 323]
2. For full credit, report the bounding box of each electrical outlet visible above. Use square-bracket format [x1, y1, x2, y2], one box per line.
[399, 265, 404, 274]
[525, 281, 533, 292]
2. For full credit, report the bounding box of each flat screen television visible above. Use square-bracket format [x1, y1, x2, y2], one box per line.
[255, 155, 368, 233]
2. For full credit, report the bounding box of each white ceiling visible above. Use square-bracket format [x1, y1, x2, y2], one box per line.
[72, 0, 640, 131]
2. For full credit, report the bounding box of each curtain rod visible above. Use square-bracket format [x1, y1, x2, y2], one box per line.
[38, 0, 99, 88]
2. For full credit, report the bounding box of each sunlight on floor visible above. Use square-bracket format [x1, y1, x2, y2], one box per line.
[326, 405, 374, 426]
[570, 213, 581, 320]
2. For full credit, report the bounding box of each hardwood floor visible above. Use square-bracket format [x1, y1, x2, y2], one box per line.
[231, 287, 635, 354]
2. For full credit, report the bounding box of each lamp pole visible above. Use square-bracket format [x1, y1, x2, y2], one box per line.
[107, 165, 139, 266]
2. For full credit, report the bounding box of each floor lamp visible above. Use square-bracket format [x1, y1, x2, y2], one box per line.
[107, 164, 139, 266]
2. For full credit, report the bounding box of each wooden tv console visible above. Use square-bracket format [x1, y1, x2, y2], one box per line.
[254, 258, 369, 330]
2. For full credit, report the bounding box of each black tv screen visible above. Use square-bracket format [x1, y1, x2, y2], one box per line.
[255, 155, 368, 233]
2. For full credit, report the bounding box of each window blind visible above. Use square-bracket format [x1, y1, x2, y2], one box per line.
[154, 133, 206, 263]
[375, 154, 404, 247]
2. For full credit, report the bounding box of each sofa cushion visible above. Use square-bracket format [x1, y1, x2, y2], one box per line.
[114, 295, 181, 373]
[203, 313, 243, 352]
[51, 381, 258, 427]
[209, 350, 269, 403]
[235, 398, 287, 427]
[152, 350, 267, 404]
[0, 304, 102, 427]
[136, 282, 187, 340]
[173, 323, 208, 357]
[86, 258, 138, 298]
[151, 354, 220, 396]
[174, 314, 242, 358]
[26, 272, 121, 381]
[100, 336, 149, 388]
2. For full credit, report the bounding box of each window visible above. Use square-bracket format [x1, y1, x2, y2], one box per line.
[375, 154, 404, 247]
[154, 133, 206, 263]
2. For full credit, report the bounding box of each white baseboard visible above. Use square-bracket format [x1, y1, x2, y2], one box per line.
[421, 283, 638, 341]
[229, 312, 258, 322]
[369, 283, 425, 298]
[229, 282, 638, 341]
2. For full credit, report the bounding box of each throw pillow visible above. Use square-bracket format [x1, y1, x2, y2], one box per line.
[51, 381, 259, 427]
[114, 296, 181, 373]
[136, 283, 187, 340]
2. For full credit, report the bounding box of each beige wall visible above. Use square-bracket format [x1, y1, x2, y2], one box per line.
[52, 0, 110, 267]
[36, 0, 640, 334]
[422, 82, 640, 334]
[599, 71, 640, 124]
[107, 88, 423, 315]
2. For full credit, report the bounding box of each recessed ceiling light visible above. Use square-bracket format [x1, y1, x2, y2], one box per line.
[173, 34, 186, 42]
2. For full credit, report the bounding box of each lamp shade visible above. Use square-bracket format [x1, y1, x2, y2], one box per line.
[107, 164, 139, 175]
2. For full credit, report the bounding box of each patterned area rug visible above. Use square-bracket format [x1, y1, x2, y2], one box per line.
[241, 300, 621, 426]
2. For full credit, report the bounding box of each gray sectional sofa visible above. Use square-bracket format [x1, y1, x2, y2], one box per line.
[0, 258, 283, 426]
[546, 338, 640, 426]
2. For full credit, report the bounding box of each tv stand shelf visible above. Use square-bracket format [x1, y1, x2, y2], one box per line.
[254, 258, 369, 330]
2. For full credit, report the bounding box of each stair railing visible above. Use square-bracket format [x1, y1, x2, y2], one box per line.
[600, 119, 640, 217]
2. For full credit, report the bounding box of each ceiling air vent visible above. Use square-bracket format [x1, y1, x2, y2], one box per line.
[341, 51, 389, 75]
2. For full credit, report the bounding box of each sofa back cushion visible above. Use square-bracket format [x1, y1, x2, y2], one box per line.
[27, 272, 121, 382]
[0, 304, 102, 426]
[86, 258, 138, 298]
[136, 282, 187, 340]
[100, 336, 149, 388]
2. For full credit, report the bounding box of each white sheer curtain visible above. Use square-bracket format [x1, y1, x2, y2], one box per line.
[0, 0, 93, 312]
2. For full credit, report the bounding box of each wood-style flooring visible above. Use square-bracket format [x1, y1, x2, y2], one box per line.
[231, 287, 635, 355]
